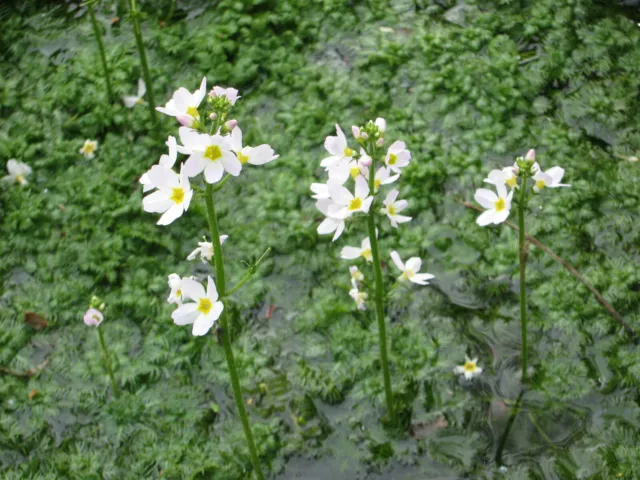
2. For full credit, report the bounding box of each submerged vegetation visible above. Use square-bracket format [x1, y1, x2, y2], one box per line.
[1, 0, 640, 478]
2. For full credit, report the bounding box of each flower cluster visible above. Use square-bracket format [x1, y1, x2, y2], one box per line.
[474, 149, 570, 226]
[140, 77, 278, 336]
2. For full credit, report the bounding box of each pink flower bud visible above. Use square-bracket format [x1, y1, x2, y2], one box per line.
[177, 114, 194, 127]
[376, 138, 384, 147]
[352, 126, 361, 139]
[360, 155, 372, 167]
[224, 119, 238, 131]
[209, 113, 217, 120]
[525, 149, 536, 161]
[208, 89, 217, 98]
[361, 132, 369, 140]
[83, 308, 104, 327]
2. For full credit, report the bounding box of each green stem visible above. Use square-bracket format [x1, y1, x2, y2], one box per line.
[226, 248, 272, 297]
[366, 161, 395, 424]
[495, 389, 524, 466]
[87, 2, 113, 99]
[204, 184, 265, 480]
[97, 325, 120, 398]
[130, 0, 157, 124]
[518, 176, 528, 383]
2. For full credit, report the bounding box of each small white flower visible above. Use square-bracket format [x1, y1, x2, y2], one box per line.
[384, 140, 410, 173]
[156, 77, 207, 124]
[171, 276, 224, 336]
[349, 286, 368, 311]
[320, 124, 356, 170]
[484, 166, 518, 190]
[79, 139, 98, 159]
[454, 356, 483, 380]
[532, 166, 570, 192]
[349, 265, 364, 285]
[83, 308, 104, 327]
[3, 159, 32, 186]
[142, 165, 193, 225]
[229, 127, 278, 166]
[122, 78, 146, 108]
[179, 127, 241, 183]
[474, 181, 513, 226]
[327, 176, 374, 218]
[187, 235, 228, 263]
[341, 237, 372, 262]
[381, 189, 412, 228]
[390, 251, 434, 285]
[375, 117, 386, 133]
[140, 136, 178, 192]
[316, 198, 346, 241]
[167, 273, 185, 305]
[328, 152, 369, 185]
[209, 86, 240, 105]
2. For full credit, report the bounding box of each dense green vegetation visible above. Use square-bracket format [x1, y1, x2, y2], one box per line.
[1, 0, 639, 478]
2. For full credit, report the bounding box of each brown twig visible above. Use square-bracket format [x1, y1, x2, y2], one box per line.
[461, 201, 638, 342]
[0, 358, 50, 378]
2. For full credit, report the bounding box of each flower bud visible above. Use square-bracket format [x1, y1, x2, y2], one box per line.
[629, 156, 639, 163]
[375, 117, 386, 133]
[224, 119, 238, 131]
[177, 114, 195, 127]
[83, 308, 104, 327]
[208, 88, 217, 98]
[352, 126, 361, 139]
[376, 138, 384, 147]
[525, 149, 536, 161]
[209, 113, 217, 120]
[360, 155, 372, 167]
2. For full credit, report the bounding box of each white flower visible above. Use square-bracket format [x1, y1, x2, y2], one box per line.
[140, 136, 178, 192]
[349, 286, 368, 311]
[454, 356, 483, 380]
[229, 127, 278, 166]
[142, 165, 193, 225]
[3, 159, 32, 186]
[156, 77, 207, 124]
[187, 235, 228, 263]
[375, 117, 386, 133]
[349, 265, 364, 284]
[362, 166, 399, 192]
[316, 198, 346, 241]
[484, 166, 518, 189]
[171, 276, 224, 336]
[79, 139, 98, 159]
[390, 251, 434, 285]
[320, 124, 356, 170]
[341, 237, 372, 262]
[209, 86, 240, 105]
[384, 140, 410, 173]
[179, 127, 241, 183]
[122, 78, 146, 108]
[167, 273, 185, 305]
[310, 183, 330, 199]
[474, 181, 513, 226]
[532, 166, 570, 192]
[328, 153, 369, 185]
[327, 176, 374, 218]
[83, 308, 104, 327]
[381, 189, 412, 228]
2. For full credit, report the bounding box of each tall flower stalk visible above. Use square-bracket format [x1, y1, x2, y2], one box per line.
[473, 149, 570, 383]
[129, 0, 157, 123]
[87, 1, 113, 99]
[312, 119, 433, 424]
[83, 297, 120, 398]
[141, 78, 276, 479]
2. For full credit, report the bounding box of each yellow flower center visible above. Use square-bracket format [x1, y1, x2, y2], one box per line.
[15, 175, 25, 184]
[494, 198, 506, 212]
[348, 197, 362, 211]
[186, 106, 199, 118]
[205, 145, 223, 161]
[176, 289, 182, 298]
[170, 187, 185, 204]
[349, 167, 360, 178]
[361, 248, 372, 261]
[237, 152, 250, 164]
[387, 153, 397, 165]
[374, 179, 381, 191]
[197, 298, 213, 314]
[344, 147, 354, 157]
[83, 143, 96, 154]
[463, 361, 477, 373]
[506, 176, 517, 188]
[388, 205, 396, 215]
[535, 179, 546, 190]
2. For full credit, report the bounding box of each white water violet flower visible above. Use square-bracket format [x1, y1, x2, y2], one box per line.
[156, 77, 207, 124]
[321, 124, 356, 170]
[349, 286, 368, 311]
[142, 165, 193, 225]
[122, 78, 146, 108]
[171, 276, 224, 336]
[187, 235, 229, 262]
[474, 181, 513, 226]
[385, 140, 411, 173]
[179, 127, 241, 183]
[140, 135, 178, 192]
[316, 198, 346, 241]
[532, 166, 570, 192]
[209, 86, 240, 105]
[327, 175, 373, 218]
[79, 139, 98, 159]
[167, 273, 185, 305]
[381, 189, 412, 228]
[328, 152, 369, 184]
[341, 237, 372, 262]
[349, 265, 364, 284]
[454, 356, 483, 380]
[484, 167, 518, 189]
[390, 251, 434, 285]
[229, 127, 278, 166]
[83, 308, 104, 327]
[3, 159, 32, 186]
